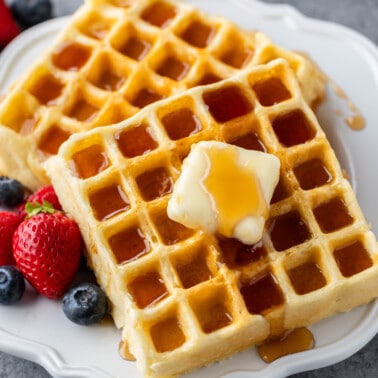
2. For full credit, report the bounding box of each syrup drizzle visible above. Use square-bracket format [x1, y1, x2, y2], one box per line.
[295, 51, 365, 130]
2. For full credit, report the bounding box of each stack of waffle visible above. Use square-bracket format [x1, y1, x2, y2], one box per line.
[0, 0, 324, 191]
[46, 58, 378, 377]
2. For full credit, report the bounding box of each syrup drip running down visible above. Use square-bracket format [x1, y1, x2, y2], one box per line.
[257, 327, 315, 363]
[119, 340, 136, 361]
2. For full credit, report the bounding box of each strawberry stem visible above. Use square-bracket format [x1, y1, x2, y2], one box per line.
[25, 200, 56, 218]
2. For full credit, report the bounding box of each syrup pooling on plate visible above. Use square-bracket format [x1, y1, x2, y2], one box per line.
[258, 327, 315, 363]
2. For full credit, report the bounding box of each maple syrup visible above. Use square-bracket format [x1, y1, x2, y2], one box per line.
[66, 98, 100, 123]
[240, 272, 284, 315]
[333, 240, 372, 277]
[128, 271, 168, 309]
[270, 176, 290, 204]
[217, 237, 266, 268]
[109, 226, 150, 264]
[38, 125, 71, 156]
[228, 132, 266, 152]
[198, 302, 233, 334]
[28, 73, 64, 105]
[115, 123, 158, 158]
[180, 20, 215, 48]
[152, 209, 194, 245]
[92, 69, 126, 91]
[313, 197, 353, 233]
[203, 85, 253, 123]
[268, 211, 310, 251]
[257, 327, 314, 363]
[52, 41, 91, 71]
[253, 77, 291, 106]
[175, 253, 213, 288]
[71, 144, 109, 179]
[89, 184, 130, 221]
[221, 47, 253, 69]
[288, 261, 327, 295]
[294, 158, 333, 190]
[150, 316, 186, 352]
[131, 88, 164, 109]
[119, 37, 152, 61]
[161, 108, 202, 140]
[136, 167, 173, 201]
[272, 109, 315, 147]
[141, 1, 177, 28]
[156, 57, 190, 81]
[196, 72, 222, 86]
[203, 146, 268, 238]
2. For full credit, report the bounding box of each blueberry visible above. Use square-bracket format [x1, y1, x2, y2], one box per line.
[0, 176, 25, 207]
[10, 0, 52, 29]
[62, 283, 108, 326]
[0, 266, 25, 305]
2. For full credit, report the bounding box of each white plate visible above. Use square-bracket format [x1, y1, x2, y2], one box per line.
[1, 1, 378, 377]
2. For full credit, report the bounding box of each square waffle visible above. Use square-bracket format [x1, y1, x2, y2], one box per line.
[45, 58, 378, 377]
[0, 0, 325, 191]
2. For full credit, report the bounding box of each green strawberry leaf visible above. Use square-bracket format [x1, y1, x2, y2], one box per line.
[25, 200, 56, 218]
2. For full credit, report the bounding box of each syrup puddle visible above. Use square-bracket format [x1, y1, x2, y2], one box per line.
[257, 327, 315, 363]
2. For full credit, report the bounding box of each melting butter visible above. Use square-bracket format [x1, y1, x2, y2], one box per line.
[167, 141, 280, 244]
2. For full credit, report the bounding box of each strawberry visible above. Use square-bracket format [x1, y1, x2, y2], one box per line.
[0, 0, 20, 48]
[0, 211, 21, 266]
[13, 202, 82, 299]
[17, 185, 62, 220]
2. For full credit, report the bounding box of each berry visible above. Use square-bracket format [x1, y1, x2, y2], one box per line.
[0, 0, 20, 48]
[0, 176, 25, 207]
[17, 185, 62, 220]
[10, 0, 52, 29]
[0, 211, 21, 266]
[13, 203, 82, 299]
[0, 266, 25, 305]
[62, 283, 108, 325]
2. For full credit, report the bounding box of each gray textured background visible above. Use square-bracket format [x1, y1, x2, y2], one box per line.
[1, 0, 377, 377]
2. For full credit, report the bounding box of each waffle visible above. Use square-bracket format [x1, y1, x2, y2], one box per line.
[45, 58, 378, 377]
[0, 0, 325, 191]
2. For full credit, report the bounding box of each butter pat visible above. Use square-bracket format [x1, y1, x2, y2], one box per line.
[167, 141, 280, 244]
